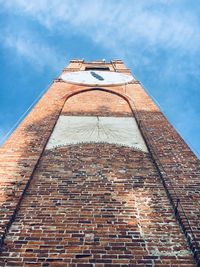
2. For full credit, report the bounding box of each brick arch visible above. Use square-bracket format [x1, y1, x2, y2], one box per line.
[62, 87, 134, 117]
[64, 87, 132, 103]
[45, 87, 148, 153]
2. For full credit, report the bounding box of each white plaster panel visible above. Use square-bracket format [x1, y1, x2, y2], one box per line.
[46, 116, 148, 152]
[60, 71, 134, 86]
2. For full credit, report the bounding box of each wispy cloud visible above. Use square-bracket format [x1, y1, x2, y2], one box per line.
[1, 0, 199, 53]
[1, 0, 200, 73]
[2, 30, 63, 71]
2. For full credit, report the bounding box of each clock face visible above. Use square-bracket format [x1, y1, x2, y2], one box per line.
[60, 71, 134, 86]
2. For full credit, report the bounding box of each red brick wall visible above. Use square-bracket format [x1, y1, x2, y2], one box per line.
[0, 60, 199, 266]
[1, 144, 194, 266]
[0, 81, 73, 248]
[126, 83, 200, 264]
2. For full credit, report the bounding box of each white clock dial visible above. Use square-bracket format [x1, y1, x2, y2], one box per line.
[60, 71, 134, 86]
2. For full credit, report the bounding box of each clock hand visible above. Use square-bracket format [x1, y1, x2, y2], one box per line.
[90, 71, 104, 81]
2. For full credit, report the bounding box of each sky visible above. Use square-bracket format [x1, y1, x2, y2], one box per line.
[0, 0, 200, 158]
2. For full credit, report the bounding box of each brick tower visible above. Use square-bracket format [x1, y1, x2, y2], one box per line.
[0, 59, 199, 266]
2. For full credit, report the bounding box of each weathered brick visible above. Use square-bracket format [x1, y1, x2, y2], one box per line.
[0, 59, 198, 266]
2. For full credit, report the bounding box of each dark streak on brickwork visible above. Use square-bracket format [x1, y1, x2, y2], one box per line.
[0, 59, 199, 266]
[126, 83, 200, 265]
[0, 82, 73, 249]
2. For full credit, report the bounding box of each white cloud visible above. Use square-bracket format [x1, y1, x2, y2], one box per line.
[1, 0, 200, 74]
[1, 0, 199, 53]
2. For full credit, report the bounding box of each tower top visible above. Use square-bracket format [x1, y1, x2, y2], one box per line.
[64, 58, 131, 74]
[60, 59, 133, 86]
[69, 59, 123, 63]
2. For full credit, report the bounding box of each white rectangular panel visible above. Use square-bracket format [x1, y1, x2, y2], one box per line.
[46, 116, 148, 152]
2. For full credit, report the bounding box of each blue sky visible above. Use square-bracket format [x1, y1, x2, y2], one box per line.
[0, 0, 200, 157]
